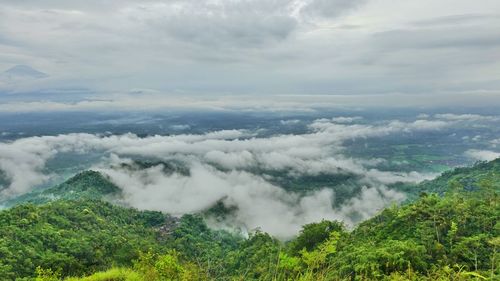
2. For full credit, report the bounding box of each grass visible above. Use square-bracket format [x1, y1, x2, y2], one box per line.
[65, 268, 142, 281]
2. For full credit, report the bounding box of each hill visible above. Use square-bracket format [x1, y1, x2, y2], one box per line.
[0, 200, 241, 280]
[0, 199, 167, 279]
[1, 171, 121, 208]
[379, 158, 500, 203]
[3, 65, 49, 79]
[0, 158, 498, 280]
[417, 158, 500, 195]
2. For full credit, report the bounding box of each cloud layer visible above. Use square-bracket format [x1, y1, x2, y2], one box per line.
[0, 116, 466, 237]
[1, 0, 499, 106]
[99, 158, 404, 238]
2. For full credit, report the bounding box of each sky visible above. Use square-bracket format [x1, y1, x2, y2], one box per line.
[0, 0, 500, 110]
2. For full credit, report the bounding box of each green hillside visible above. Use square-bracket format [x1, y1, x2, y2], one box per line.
[1, 171, 121, 208]
[417, 158, 500, 195]
[0, 200, 241, 280]
[382, 158, 500, 203]
[0, 159, 498, 280]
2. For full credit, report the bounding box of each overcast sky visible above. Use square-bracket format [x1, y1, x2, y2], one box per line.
[0, 0, 499, 110]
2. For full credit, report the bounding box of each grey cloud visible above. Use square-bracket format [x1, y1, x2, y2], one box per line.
[123, 0, 299, 48]
[372, 26, 500, 50]
[412, 13, 500, 27]
[1, 1, 500, 101]
[300, 0, 367, 19]
[0, 0, 138, 12]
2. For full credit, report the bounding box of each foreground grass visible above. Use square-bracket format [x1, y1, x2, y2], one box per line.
[65, 268, 142, 281]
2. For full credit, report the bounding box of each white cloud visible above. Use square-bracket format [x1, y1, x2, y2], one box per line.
[464, 149, 500, 161]
[280, 119, 301, 125]
[170, 124, 191, 131]
[434, 113, 499, 122]
[97, 157, 404, 239]
[389, 119, 450, 131]
[0, 117, 450, 198]
[2, 92, 500, 113]
[0, 142, 51, 196]
[490, 138, 500, 148]
[330, 116, 362, 123]
[0, 117, 451, 236]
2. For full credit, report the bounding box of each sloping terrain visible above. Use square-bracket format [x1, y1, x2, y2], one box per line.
[0, 158, 498, 280]
[1, 171, 121, 207]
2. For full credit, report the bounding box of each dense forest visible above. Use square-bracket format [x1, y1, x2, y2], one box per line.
[0, 159, 498, 280]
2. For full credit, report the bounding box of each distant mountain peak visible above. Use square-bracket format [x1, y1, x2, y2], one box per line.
[4, 64, 48, 79]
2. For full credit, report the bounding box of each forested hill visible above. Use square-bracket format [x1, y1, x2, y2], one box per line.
[0, 159, 498, 280]
[1, 171, 121, 208]
[417, 157, 500, 195]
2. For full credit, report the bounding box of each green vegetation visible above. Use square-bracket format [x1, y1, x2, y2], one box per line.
[0, 199, 167, 280]
[1, 159, 499, 280]
[0, 200, 242, 281]
[393, 158, 500, 202]
[417, 158, 500, 195]
[1, 171, 121, 207]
